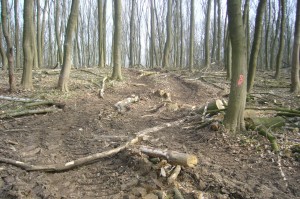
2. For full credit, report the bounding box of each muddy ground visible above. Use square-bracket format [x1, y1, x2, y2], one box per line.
[0, 68, 299, 199]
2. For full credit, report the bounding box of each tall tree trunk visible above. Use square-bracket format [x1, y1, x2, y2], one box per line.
[162, 0, 172, 68]
[216, 0, 221, 64]
[247, 0, 267, 93]
[0, 23, 8, 70]
[211, 0, 217, 62]
[224, 0, 248, 133]
[129, 0, 136, 67]
[264, 0, 271, 70]
[204, 0, 212, 68]
[57, 0, 79, 92]
[150, 0, 156, 68]
[111, 0, 122, 80]
[291, 0, 300, 93]
[55, 1, 63, 64]
[242, 0, 250, 65]
[189, 0, 195, 71]
[37, 0, 43, 68]
[225, 30, 232, 80]
[103, 0, 107, 67]
[270, 1, 280, 70]
[14, 0, 20, 69]
[180, 0, 184, 68]
[1, 0, 16, 92]
[22, 0, 34, 90]
[98, 0, 104, 68]
[41, 0, 49, 67]
[275, 0, 286, 79]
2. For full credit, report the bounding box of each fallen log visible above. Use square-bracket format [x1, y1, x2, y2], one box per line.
[195, 99, 227, 115]
[246, 116, 285, 152]
[0, 119, 184, 172]
[114, 95, 139, 113]
[25, 101, 65, 109]
[168, 165, 181, 184]
[0, 107, 61, 119]
[0, 96, 42, 103]
[140, 146, 198, 168]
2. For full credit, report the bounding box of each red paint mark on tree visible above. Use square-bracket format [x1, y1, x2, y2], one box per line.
[237, 75, 244, 86]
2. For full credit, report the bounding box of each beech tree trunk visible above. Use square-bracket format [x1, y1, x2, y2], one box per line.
[275, 0, 286, 79]
[1, 0, 16, 92]
[204, 0, 212, 68]
[224, 0, 248, 133]
[247, 0, 267, 93]
[22, 0, 34, 90]
[0, 23, 8, 71]
[55, 1, 63, 64]
[189, 0, 195, 71]
[162, 0, 172, 68]
[129, 0, 136, 67]
[57, 0, 79, 92]
[14, 0, 20, 69]
[111, 0, 123, 80]
[291, 0, 300, 93]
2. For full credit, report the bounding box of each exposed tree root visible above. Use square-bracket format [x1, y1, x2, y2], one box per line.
[0, 119, 184, 172]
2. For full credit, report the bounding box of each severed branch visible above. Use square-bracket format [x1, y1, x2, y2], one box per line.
[99, 76, 108, 98]
[168, 165, 181, 184]
[0, 108, 62, 119]
[114, 95, 139, 113]
[0, 96, 42, 103]
[0, 119, 184, 172]
[140, 146, 198, 168]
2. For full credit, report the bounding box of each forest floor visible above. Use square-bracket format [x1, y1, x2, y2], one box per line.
[0, 67, 299, 199]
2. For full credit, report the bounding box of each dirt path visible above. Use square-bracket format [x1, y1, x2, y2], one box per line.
[0, 69, 299, 199]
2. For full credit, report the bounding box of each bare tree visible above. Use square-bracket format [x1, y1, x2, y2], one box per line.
[22, 0, 34, 90]
[291, 0, 300, 93]
[162, 0, 172, 68]
[204, 0, 212, 68]
[189, 0, 195, 71]
[57, 0, 79, 92]
[14, 0, 20, 69]
[1, 0, 16, 92]
[224, 0, 248, 133]
[111, 0, 123, 80]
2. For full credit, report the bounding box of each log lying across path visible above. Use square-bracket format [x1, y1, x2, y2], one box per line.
[0, 119, 189, 172]
[140, 146, 198, 168]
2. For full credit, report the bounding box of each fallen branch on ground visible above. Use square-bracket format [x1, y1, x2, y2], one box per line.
[114, 95, 139, 113]
[140, 146, 198, 168]
[0, 107, 62, 119]
[0, 119, 184, 172]
[168, 165, 181, 184]
[0, 96, 42, 103]
[99, 76, 108, 98]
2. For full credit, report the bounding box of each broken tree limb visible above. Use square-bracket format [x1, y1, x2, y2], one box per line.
[0, 119, 184, 172]
[0, 107, 61, 119]
[168, 165, 181, 184]
[0, 96, 42, 103]
[25, 101, 65, 109]
[114, 95, 139, 113]
[195, 99, 227, 114]
[246, 107, 300, 115]
[99, 76, 108, 98]
[140, 146, 198, 168]
[246, 116, 285, 152]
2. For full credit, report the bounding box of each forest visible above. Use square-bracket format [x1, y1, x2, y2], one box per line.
[0, 0, 299, 198]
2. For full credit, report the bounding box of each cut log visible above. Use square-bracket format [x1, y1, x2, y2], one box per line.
[99, 76, 108, 98]
[246, 116, 285, 152]
[195, 99, 227, 114]
[168, 165, 181, 184]
[0, 96, 42, 103]
[140, 146, 198, 168]
[114, 95, 139, 113]
[0, 108, 61, 119]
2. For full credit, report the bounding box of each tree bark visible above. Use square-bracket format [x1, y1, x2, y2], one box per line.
[55, 1, 63, 65]
[129, 0, 136, 67]
[224, 0, 248, 133]
[189, 0, 195, 71]
[247, 0, 267, 93]
[216, 0, 221, 64]
[162, 0, 172, 68]
[14, 0, 20, 69]
[291, 0, 300, 93]
[204, 0, 212, 68]
[0, 23, 8, 71]
[57, 0, 79, 92]
[22, 0, 34, 90]
[150, 0, 156, 68]
[37, 0, 43, 68]
[98, 0, 104, 68]
[111, 0, 123, 80]
[275, 0, 286, 79]
[1, 0, 16, 92]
